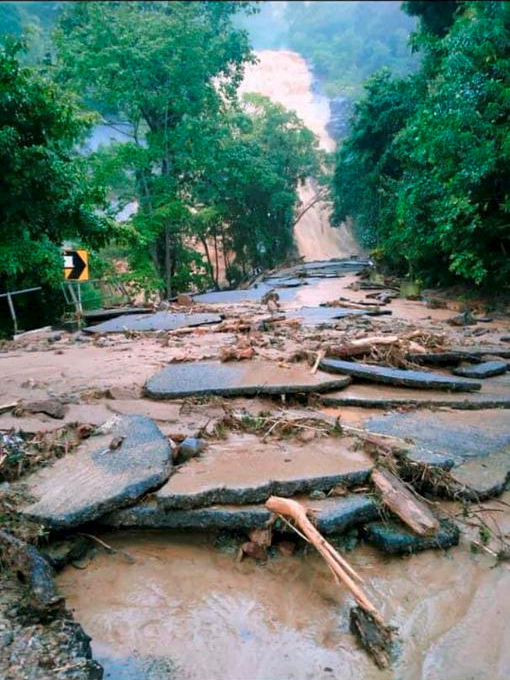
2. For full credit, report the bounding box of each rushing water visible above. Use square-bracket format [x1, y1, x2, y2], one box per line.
[239, 50, 362, 262]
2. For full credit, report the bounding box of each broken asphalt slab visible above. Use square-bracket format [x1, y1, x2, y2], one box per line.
[84, 311, 222, 334]
[366, 409, 510, 499]
[154, 433, 372, 509]
[144, 360, 352, 400]
[453, 361, 508, 379]
[288, 306, 391, 327]
[99, 494, 380, 533]
[319, 358, 481, 392]
[20, 415, 172, 530]
[363, 519, 460, 554]
[321, 371, 510, 409]
[408, 346, 510, 365]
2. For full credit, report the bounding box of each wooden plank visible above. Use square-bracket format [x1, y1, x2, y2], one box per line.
[372, 467, 439, 536]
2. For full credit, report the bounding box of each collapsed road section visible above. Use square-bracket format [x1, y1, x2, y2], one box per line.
[1, 259, 510, 680]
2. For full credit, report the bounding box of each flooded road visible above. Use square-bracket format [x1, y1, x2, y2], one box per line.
[58, 525, 510, 680]
[240, 50, 362, 262]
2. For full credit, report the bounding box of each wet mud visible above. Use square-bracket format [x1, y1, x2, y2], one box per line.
[58, 526, 510, 680]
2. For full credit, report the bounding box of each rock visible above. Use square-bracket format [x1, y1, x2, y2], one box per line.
[319, 358, 481, 392]
[277, 541, 296, 556]
[84, 311, 221, 334]
[99, 494, 380, 534]
[0, 531, 63, 612]
[106, 385, 141, 400]
[21, 399, 68, 419]
[453, 361, 508, 379]
[154, 433, 371, 509]
[363, 519, 459, 554]
[176, 293, 193, 307]
[176, 437, 206, 462]
[40, 535, 93, 571]
[145, 360, 352, 400]
[20, 415, 172, 530]
[239, 541, 267, 562]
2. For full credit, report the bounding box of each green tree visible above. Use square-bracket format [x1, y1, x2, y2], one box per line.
[54, 1, 256, 297]
[284, 1, 418, 100]
[0, 40, 108, 331]
[332, 1, 510, 288]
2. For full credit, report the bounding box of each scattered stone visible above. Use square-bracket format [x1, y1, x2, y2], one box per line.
[453, 361, 508, 379]
[20, 415, 172, 530]
[309, 489, 327, 500]
[277, 540, 296, 556]
[363, 519, 460, 554]
[40, 535, 93, 571]
[176, 437, 206, 462]
[106, 385, 141, 400]
[176, 293, 193, 307]
[238, 541, 267, 562]
[145, 360, 352, 400]
[449, 449, 510, 500]
[319, 358, 481, 392]
[0, 531, 63, 612]
[19, 399, 68, 420]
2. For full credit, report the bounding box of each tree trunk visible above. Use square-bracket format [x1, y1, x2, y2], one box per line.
[165, 223, 172, 299]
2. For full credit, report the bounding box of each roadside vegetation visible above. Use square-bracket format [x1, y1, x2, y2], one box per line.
[332, 1, 510, 289]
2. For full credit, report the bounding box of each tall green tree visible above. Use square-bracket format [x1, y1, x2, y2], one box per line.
[0, 40, 108, 331]
[333, 1, 510, 288]
[54, 1, 256, 297]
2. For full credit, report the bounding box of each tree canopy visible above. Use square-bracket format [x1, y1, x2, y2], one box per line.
[332, 1, 510, 288]
[0, 40, 107, 291]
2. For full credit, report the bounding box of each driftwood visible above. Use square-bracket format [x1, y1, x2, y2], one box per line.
[372, 467, 439, 536]
[0, 530, 63, 612]
[326, 335, 399, 360]
[266, 496, 397, 668]
[350, 606, 397, 669]
[265, 496, 381, 619]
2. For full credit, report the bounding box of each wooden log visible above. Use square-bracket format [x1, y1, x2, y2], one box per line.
[372, 467, 439, 536]
[350, 606, 396, 669]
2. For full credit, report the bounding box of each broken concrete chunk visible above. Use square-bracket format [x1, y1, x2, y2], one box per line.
[145, 360, 351, 400]
[20, 415, 172, 530]
[99, 495, 379, 534]
[154, 433, 372, 509]
[176, 437, 206, 462]
[363, 519, 459, 554]
[84, 311, 222, 334]
[453, 361, 508, 379]
[449, 449, 510, 500]
[319, 358, 481, 392]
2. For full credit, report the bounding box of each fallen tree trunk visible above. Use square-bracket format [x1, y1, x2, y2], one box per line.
[326, 335, 399, 360]
[372, 467, 439, 536]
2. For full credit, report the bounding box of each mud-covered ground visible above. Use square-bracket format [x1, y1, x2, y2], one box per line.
[2, 265, 510, 679]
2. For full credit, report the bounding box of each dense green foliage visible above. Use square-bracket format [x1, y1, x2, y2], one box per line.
[54, 1, 321, 295]
[284, 1, 418, 99]
[332, 1, 510, 288]
[0, 40, 108, 331]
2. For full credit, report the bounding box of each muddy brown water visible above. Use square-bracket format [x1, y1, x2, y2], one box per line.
[58, 527, 510, 680]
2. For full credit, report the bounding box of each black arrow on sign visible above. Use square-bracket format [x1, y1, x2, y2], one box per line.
[65, 251, 86, 280]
